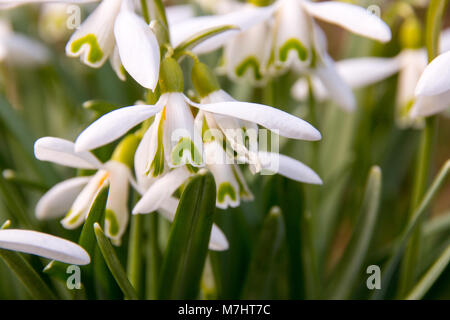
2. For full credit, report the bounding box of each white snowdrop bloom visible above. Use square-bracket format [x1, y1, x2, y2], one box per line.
[0, 19, 50, 66]
[38, 3, 73, 42]
[76, 57, 321, 178]
[0, 228, 90, 265]
[291, 29, 450, 119]
[411, 50, 450, 118]
[1, 0, 161, 89]
[174, 0, 391, 85]
[34, 137, 135, 245]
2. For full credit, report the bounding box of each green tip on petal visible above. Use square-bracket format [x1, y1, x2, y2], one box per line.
[217, 182, 237, 204]
[279, 38, 308, 63]
[70, 34, 104, 64]
[235, 56, 263, 80]
[159, 57, 184, 93]
[105, 209, 119, 238]
[192, 61, 221, 98]
[171, 137, 203, 167]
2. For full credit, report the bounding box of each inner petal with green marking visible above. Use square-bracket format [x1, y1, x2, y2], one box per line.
[235, 56, 263, 80]
[171, 137, 203, 167]
[70, 34, 104, 64]
[147, 114, 166, 177]
[217, 182, 238, 205]
[279, 38, 308, 62]
[105, 209, 119, 237]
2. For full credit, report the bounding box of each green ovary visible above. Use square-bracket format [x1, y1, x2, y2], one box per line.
[171, 137, 203, 167]
[217, 182, 237, 204]
[279, 38, 308, 62]
[105, 209, 119, 237]
[235, 56, 263, 80]
[70, 34, 104, 64]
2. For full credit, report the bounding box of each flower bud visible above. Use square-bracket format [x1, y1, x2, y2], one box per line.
[159, 57, 184, 93]
[400, 17, 422, 49]
[192, 61, 221, 98]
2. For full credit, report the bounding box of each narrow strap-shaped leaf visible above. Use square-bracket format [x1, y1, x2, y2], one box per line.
[372, 160, 450, 299]
[0, 95, 59, 185]
[242, 207, 284, 299]
[94, 223, 139, 300]
[173, 25, 239, 60]
[327, 166, 382, 299]
[0, 249, 56, 299]
[406, 245, 450, 300]
[263, 176, 306, 299]
[44, 185, 109, 283]
[158, 170, 217, 300]
[127, 214, 145, 297]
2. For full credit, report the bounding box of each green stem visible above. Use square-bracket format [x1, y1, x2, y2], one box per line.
[127, 214, 144, 297]
[398, 0, 448, 297]
[0, 250, 56, 300]
[140, 0, 151, 24]
[146, 214, 161, 299]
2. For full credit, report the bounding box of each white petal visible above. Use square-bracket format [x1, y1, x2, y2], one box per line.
[0, 0, 98, 9]
[164, 93, 203, 168]
[0, 229, 90, 265]
[291, 76, 328, 102]
[166, 4, 195, 25]
[133, 167, 191, 214]
[170, 3, 276, 54]
[440, 28, 450, 53]
[157, 197, 229, 251]
[103, 161, 130, 242]
[410, 89, 450, 118]
[75, 103, 163, 152]
[415, 51, 450, 97]
[259, 151, 322, 185]
[302, 1, 392, 43]
[35, 137, 102, 169]
[315, 55, 356, 111]
[189, 98, 321, 141]
[65, 0, 122, 67]
[114, 10, 160, 90]
[336, 56, 401, 88]
[110, 46, 126, 81]
[36, 176, 91, 220]
[61, 170, 109, 229]
[1, 33, 50, 67]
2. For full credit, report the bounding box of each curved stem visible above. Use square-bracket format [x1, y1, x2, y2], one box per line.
[398, 0, 448, 298]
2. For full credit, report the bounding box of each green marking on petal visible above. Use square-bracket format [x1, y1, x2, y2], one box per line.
[279, 38, 308, 62]
[70, 34, 104, 64]
[64, 209, 83, 226]
[105, 209, 119, 237]
[171, 137, 203, 167]
[147, 114, 165, 177]
[232, 166, 252, 199]
[217, 182, 237, 204]
[235, 56, 263, 80]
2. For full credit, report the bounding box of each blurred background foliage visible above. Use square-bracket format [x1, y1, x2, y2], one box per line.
[0, 0, 449, 299]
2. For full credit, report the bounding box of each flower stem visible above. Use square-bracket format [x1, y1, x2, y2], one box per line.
[398, 0, 448, 297]
[127, 214, 144, 297]
[140, 0, 151, 24]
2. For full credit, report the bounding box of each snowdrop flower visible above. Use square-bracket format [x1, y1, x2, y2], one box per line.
[0, 227, 90, 265]
[76, 57, 321, 177]
[0, 19, 50, 66]
[1, 0, 161, 89]
[175, 0, 391, 86]
[291, 29, 450, 120]
[411, 50, 450, 118]
[38, 3, 74, 42]
[34, 136, 137, 245]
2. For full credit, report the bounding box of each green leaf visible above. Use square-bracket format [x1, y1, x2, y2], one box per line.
[327, 166, 382, 299]
[372, 160, 450, 299]
[0, 250, 56, 300]
[242, 206, 284, 299]
[406, 245, 450, 300]
[158, 170, 217, 299]
[173, 25, 239, 60]
[44, 185, 109, 284]
[94, 223, 139, 300]
[263, 175, 306, 299]
[0, 95, 59, 185]
[127, 214, 145, 297]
